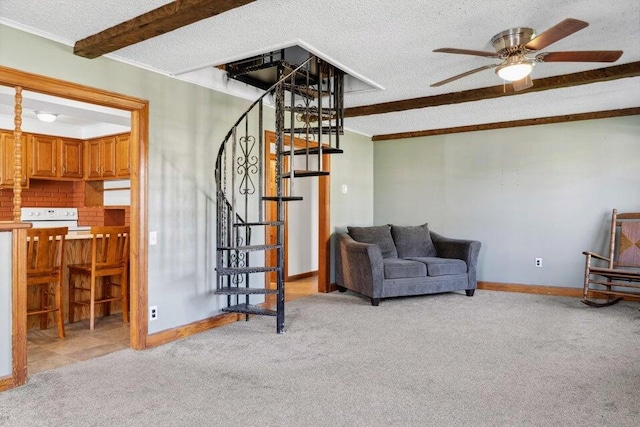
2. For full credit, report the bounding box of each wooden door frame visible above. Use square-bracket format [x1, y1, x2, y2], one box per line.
[264, 131, 332, 298]
[0, 65, 149, 390]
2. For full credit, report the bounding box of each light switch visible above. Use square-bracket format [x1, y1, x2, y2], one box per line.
[149, 231, 157, 245]
[341, 184, 348, 194]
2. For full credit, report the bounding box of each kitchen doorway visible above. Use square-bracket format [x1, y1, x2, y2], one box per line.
[1, 65, 149, 387]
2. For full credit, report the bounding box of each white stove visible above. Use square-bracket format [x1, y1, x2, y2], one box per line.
[20, 207, 90, 231]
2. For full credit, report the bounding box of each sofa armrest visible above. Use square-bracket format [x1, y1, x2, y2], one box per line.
[337, 233, 384, 298]
[430, 231, 481, 289]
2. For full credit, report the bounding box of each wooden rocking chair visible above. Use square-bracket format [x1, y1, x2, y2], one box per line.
[582, 209, 640, 307]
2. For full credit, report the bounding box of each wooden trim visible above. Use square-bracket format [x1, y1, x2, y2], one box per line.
[287, 271, 318, 282]
[131, 105, 149, 350]
[0, 67, 149, 387]
[0, 375, 17, 392]
[346, 62, 640, 118]
[478, 281, 640, 302]
[0, 222, 31, 231]
[0, 65, 145, 110]
[74, 0, 256, 59]
[372, 107, 640, 140]
[145, 312, 241, 348]
[11, 228, 27, 388]
[318, 153, 331, 293]
[478, 281, 583, 297]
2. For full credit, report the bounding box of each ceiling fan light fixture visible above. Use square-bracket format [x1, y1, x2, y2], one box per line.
[496, 56, 534, 82]
[35, 111, 58, 123]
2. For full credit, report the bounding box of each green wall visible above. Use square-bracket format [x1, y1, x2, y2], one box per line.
[0, 24, 374, 374]
[373, 116, 640, 287]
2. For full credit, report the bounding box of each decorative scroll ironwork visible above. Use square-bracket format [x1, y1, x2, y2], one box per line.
[236, 135, 258, 195]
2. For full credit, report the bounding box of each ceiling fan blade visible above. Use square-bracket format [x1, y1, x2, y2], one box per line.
[431, 64, 499, 87]
[536, 50, 623, 62]
[433, 48, 501, 58]
[525, 18, 588, 51]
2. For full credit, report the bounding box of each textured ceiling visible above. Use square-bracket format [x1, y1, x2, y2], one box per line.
[1, 0, 638, 137]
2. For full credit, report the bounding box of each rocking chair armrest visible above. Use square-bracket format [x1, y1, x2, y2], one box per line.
[582, 251, 610, 262]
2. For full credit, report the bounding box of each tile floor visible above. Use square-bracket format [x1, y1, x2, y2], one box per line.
[27, 276, 318, 375]
[27, 315, 130, 375]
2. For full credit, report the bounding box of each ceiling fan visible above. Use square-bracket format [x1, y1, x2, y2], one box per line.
[431, 18, 623, 91]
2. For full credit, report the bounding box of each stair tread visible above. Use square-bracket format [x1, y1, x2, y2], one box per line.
[282, 147, 344, 156]
[217, 266, 280, 275]
[285, 127, 345, 135]
[222, 303, 277, 317]
[215, 287, 278, 295]
[217, 244, 282, 252]
[282, 170, 330, 178]
[234, 221, 284, 227]
[262, 196, 304, 202]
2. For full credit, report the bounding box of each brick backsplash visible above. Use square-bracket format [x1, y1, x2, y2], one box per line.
[0, 180, 129, 225]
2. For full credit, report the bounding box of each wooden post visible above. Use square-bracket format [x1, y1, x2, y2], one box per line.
[13, 87, 23, 222]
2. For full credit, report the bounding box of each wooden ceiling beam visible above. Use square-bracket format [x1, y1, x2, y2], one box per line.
[372, 107, 640, 141]
[74, 0, 256, 59]
[345, 62, 640, 118]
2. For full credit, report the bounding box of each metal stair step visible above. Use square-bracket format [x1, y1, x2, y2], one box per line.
[285, 127, 345, 135]
[222, 303, 277, 316]
[262, 196, 304, 202]
[216, 266, 280, 275]
[282, 147, 344, 156]
[215, 287, 278, 295]
[282, 170, 330, 179]
[217, 244, 282, 252]
[233, 221, 284, 227]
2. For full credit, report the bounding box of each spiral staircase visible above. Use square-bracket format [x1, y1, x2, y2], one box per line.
[215, 52, 344, 333]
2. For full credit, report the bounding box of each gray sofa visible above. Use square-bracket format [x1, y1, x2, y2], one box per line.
[336, 224, 481, 305]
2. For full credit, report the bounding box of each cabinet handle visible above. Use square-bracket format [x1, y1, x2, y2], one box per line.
[62, 166, 66, 174]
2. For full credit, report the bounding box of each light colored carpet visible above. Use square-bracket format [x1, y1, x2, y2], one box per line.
[1, 290, 639, 426]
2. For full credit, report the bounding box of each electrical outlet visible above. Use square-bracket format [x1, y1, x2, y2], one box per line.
[535, 258, 542, 268]
[149, 305, 158, 321]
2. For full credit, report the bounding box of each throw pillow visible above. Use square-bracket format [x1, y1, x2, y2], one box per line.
[390, 223, 437, 258]
[347, 225, 398, 259]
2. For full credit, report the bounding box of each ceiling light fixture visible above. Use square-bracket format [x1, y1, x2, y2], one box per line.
[35, 111, 58, 123]
[495, 56, 534, 82]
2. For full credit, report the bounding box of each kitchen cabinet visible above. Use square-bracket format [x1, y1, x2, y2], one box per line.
[115, 133, 130, 177]
[0, 130, 29, 188]
[60, 138, 84, 178]
[30, 134, 84, 180]
[30, 134, 58, 178]
[85, 136, 116, 180]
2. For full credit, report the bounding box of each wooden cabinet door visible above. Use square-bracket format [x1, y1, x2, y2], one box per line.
[115, 134, 130, 177]
[85, 139, 102, 179]
[101, 136, 117, 178]
[1, 131, 28, 188]
[60, 138, 83, 178]
[31, 135, 58, 178]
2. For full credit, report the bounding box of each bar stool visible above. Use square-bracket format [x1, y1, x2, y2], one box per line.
[68, 226, 130, 330]
[26, 227, 68, 338]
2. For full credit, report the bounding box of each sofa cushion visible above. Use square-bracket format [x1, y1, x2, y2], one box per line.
[348, 225, 398, 259]
[390, 223, 437, 258]
[383, 259, 427, 279]
[407, 257, 467, 276]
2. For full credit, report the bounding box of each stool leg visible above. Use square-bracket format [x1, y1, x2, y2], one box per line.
[68, 271, 76, 323]
[39, 285, 48, 330]
[90, 271, 96, 331]
[56, 276, 65, 338]
[121, 271, 129, 324]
